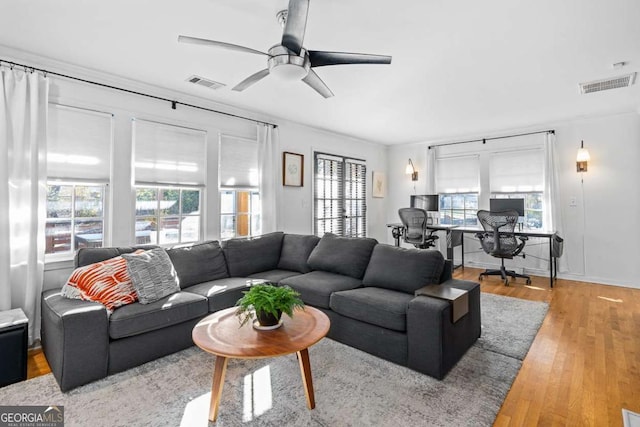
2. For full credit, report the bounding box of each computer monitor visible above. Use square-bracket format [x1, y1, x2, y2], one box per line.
[410, 194, 439, 212]
[489, 198, 525, 216]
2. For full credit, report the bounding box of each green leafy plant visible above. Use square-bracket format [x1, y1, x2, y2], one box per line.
[235, 283, 305, 327]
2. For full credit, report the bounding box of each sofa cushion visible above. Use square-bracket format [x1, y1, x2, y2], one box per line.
[330, 287, 414, 332]
[183, 277, 266, 313]
[166, 241, 228, 288]
[75, 245, 159, 268]
[61, 251, 143, 311]
[277, 234, 320, 273]
[108, 291, 208, 339]
[248, 269, 301, 282]
[122, 248, 180, 304]
[222, 232, 284, 277]
[307, 233, 378, 279]
[280, 271, 362, 309]
[362, 244, 445, 294]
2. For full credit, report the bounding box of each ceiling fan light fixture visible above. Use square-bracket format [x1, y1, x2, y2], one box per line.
[270, 62, 309, 81]
[268, 45, 310, 81]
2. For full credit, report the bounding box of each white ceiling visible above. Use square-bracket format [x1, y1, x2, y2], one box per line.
[1, 0, 639, 145]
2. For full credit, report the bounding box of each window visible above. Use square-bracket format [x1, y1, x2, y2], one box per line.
[220, 190, 261, 239]
[133, 119, 206, 244]
[439, 193, 478, 226]
[314, 152, 367, 237]
[46, 183, 106, 254]
[46, 104, 112, 256]
[135, 187, 201, 245]
[490, 149, 544, 229]
[218, 134, 261, 239]
[436, 155, 480, 226]
[491, 193, 543, 229]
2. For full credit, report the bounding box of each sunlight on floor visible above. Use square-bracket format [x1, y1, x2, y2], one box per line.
[524, 285, 547, 291]
[243, 365, 273, 422]
[597, 296, 623, 303]
[180, 392, 211, 427]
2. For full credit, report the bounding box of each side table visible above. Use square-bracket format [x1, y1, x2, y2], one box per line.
[415, 285, 469, 323]
[0, 308, 29, 387]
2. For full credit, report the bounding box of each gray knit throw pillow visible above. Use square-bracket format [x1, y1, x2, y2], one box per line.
[122, 248, 179, 304]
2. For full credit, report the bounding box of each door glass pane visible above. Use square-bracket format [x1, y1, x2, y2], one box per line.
[220, 214, 235, 240]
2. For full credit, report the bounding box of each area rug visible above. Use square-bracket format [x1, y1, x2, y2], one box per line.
[0, 293, 548, 427]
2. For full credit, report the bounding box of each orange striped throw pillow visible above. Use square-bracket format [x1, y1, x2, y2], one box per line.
[61, 250, 144, 311]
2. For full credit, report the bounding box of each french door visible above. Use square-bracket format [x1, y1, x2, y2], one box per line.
[313, 152, 367, 237]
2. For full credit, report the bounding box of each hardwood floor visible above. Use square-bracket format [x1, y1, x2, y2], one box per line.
[25, 268, 640, 426]
[457, 267, 640, 427]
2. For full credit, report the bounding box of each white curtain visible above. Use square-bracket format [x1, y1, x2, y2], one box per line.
[0, 68, 49, 344]
[543, 131, 567, 272]
[426, 146, 436, 194]
[257, 124, 280, 233]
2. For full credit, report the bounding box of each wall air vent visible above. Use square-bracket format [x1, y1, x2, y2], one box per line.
[186, 75, 225, 90]
[579, 72, 636, 94]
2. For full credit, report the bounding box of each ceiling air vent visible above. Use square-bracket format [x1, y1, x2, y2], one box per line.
[186, 75, 225, 90]
[579, 72, 636, 94]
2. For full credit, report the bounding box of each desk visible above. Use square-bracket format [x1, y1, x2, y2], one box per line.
[387, 223, 559, 288]
[456, 227, 558, 288]
[386, 223, 459, 263]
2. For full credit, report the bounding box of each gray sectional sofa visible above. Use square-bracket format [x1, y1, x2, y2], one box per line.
[41, 231, 481, 391]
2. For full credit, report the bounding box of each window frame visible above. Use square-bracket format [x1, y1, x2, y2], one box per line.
[490, 192, 544, 229]
[134, 185, 203, 246]
[438, 192, 479, 226]
[219, 189, 261, 240]
[313, 152, 367, 238]
[45, 181, 108, 260]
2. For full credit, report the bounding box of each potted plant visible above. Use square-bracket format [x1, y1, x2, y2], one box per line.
[235, 283, 305, 329]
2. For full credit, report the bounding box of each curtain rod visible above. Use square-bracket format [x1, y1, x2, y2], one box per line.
[0, 59, 277, 128]
[427, 129, 554, 150]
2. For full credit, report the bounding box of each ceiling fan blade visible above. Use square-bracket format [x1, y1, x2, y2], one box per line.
[178, 35, 269, 57]
[281, 0, 309, 55]
[301, 69, 334, 98]
[308, 51, 392, 67]
[232, 69, 270, 92]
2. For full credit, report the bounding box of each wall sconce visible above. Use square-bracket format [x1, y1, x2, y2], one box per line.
[576, 140, 590, 172]
[405, 159, 418, 181]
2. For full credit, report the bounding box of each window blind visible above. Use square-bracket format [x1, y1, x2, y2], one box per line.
[490, 149, 543, 192]
[313, 152, 367, 238]
[436, 155, 480, 193]
[133, 119, 206, 186]
[344, 158, 367, 237]
[47, 104, 112, 181]
[314, 153, 344, 236]
[219, 134, 258, 189]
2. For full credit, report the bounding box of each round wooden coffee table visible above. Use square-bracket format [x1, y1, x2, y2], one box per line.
[192, 306, 330, 422]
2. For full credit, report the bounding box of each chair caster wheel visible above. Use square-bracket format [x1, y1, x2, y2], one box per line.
[504, 279, 510, 286]
[526, 279, 532, 285]
[478, 275, 483, 281]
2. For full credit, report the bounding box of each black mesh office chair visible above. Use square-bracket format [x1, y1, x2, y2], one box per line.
[398, 208, 439, 249]
[476, 209, 531, 286]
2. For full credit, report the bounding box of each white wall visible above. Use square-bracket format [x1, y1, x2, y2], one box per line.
[386, 111, 640, 288]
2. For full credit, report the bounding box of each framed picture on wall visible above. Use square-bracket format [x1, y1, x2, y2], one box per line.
[372, 171, 386, 198]
[283, 152, 304, 187]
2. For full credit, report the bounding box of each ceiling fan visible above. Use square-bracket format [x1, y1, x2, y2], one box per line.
[178, 0, 392, 98]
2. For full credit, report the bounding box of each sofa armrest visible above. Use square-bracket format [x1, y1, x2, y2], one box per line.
[406, 280, 481, 379]
[41, 290, 109, 391]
